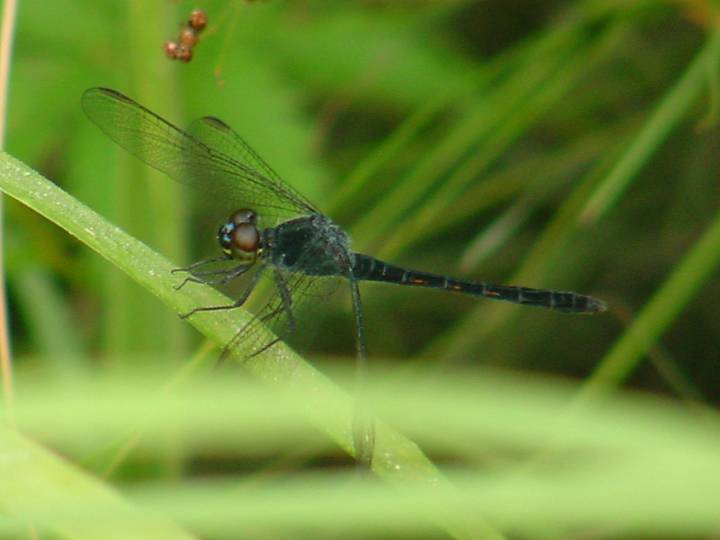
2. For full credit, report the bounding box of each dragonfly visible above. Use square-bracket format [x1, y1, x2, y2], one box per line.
[82, 87, 607, 468]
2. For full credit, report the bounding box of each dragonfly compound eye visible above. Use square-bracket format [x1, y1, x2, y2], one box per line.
[218, 223, 233, 253]
[230, 223, 259, 257]
[229, 208, 257, 226]
[217, 221, 259, 258]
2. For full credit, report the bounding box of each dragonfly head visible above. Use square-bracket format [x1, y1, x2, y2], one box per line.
[218, 209, 260, 260]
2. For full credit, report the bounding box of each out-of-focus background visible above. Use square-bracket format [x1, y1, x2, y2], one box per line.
[9, 0, 719, 391]
[3, 0, 720, 537]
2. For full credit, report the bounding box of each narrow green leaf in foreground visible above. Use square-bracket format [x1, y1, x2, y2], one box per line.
[0, 427, 197, 539]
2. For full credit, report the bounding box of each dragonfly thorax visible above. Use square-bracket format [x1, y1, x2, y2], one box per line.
[218, 209, 260, 260]
[262, 214, 353, 276]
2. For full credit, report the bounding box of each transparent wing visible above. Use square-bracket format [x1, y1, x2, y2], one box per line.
[81, 87, 318, 222]
[188, 115, 317, 214]
[223, 269, 316, 361]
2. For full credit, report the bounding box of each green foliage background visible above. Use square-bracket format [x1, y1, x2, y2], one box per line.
[2, 0, 720, 538]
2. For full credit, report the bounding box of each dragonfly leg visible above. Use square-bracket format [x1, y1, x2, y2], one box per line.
[179, 266, 264, 319]
[219, 302, 285, 364]
[174, 263, 252, 291]
[273, 269, 296, 334]
[348, 275, 374, 470]
[171, 255, 230, 274]
[220, 271, 296, 363]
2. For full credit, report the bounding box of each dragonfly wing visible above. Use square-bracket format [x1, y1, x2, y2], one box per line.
[189, 116, 319, 217]
[81, 87, 314, 222]
[223, 269, 315, 361]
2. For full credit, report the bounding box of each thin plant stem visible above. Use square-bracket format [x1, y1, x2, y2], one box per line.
[0, 0, 18, 424]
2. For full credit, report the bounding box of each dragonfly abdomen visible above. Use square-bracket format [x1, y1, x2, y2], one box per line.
[467, 283, 606, 313]
[352, 254, 605, 314]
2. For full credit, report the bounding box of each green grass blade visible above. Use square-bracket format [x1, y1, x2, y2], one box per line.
[0, 426, 197, 539]
[579, 27, 720, 224]
[10, 267, 86, 373]
[580, 207, 720, 400]
[379, 20, 627, 260]
[6, 368, 720, 537]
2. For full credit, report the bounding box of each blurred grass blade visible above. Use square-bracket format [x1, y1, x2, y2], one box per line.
[0, 426, 197, 539]
[434, 119, 625, 253]
[6, 368, 720, 537]
[10, 266, 87, 375]
[325, 18, 550, 220]
[579, 27, 720, 224]
[580, 207, 720, 401]
[379, 17, 627, 260]
[349, 13, 594, 250]
[326, 94, 447, 216]
[459, 199, 530, 271]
